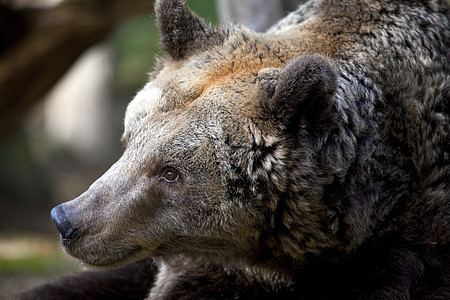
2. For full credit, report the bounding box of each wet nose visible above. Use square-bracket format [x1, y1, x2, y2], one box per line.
[51, 205, 78, 242]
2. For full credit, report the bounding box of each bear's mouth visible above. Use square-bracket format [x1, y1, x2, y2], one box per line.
[51, 203, 152, 268]
[66, 242, 147, 268]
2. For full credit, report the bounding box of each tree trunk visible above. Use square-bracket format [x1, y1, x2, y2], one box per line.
[215, 0, 304, 32]
[0, 0, 154, 142]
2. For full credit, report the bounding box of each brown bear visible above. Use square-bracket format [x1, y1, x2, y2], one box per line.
[20, 0, 449, 299]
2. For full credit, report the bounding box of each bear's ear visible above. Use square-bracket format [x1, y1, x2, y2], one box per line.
[259, 54, 338, 126]
[155, 0, 225, 60]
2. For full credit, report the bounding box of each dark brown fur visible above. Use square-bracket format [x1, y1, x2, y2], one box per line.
[21, 0, 449, 299]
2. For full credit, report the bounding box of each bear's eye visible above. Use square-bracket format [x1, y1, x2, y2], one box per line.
[162, 168, 178, 183]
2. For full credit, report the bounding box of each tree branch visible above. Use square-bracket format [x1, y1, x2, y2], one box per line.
[0, 0, 154, 142]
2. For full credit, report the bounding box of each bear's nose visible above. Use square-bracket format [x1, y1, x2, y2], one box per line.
[51, 205, 78, 242]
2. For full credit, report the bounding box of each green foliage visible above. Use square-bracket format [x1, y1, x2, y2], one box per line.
[187, 0, 219, 25]
[0, 256, 79, 275]
[112, 16, 160, 92]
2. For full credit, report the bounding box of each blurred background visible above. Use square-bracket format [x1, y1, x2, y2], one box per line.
[0, 0, 301, 298]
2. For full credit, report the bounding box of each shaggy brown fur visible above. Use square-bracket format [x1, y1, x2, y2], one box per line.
[21, 0, 449, 299]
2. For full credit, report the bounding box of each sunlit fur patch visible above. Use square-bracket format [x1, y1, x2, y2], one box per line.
[124, 84, 164, 130]
[188, 26, 342, 98]
[124, 22, 343, 132]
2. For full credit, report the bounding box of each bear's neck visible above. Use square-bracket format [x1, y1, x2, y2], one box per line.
[250, 68, 388, 272]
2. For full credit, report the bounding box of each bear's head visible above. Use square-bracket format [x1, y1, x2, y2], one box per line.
[51, 0, 341, 269]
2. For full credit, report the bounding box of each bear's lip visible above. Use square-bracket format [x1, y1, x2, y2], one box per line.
[83, 250, 146, 268]
[61, 238, 148, 269]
